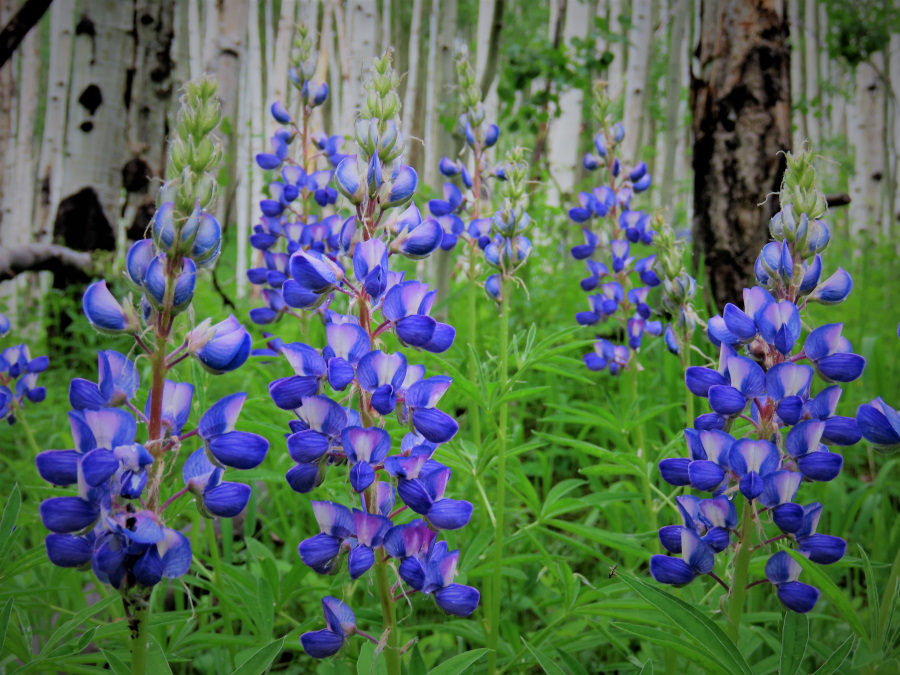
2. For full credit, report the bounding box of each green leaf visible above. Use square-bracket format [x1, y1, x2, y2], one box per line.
[784, 549, 868, 639]
[357, 641, 388, 675]
[147, 635, 173, 674]
[616, 574, 753, 675]
[42, 595, 120, 654]
[613, 623, 723, 672]
[812, 634, 854, 674]
[232, 637, 285, 675]
[638, 660, 653, 675]
[101, 650, 131, 675]
[74, 626, 98, 652]
[0, 597, 13, 656]
[521, 638, 567, 675]
[780, 611, 809, 675]
[408, 645, 428, 675]
[426, 648, 489, 675]
[0, 484, 21, 564]
[255, 577, 274, 639]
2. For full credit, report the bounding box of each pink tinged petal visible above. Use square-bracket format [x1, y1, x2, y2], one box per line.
[407, 375, 453, 409]
[785, 419, 826, 458]
[83, 408, 137, 450]
[311, 500, 354, 538]
[199, 392, 247, 439]
[322, 596, 356, 636]
[760, 470, 802, 508]
[765, 550, 802, 585]
[158, 528, 192, 578]
[352, 510, 392, 547]
[298, 395, 348, 437]
[341, 426, 391, 464]
[727, 356, 766, 397]
[326, 323, 370, 363]
[699, 429, 734, 465]
[804, 323, 844, 361]
[183, 448, 217, 489]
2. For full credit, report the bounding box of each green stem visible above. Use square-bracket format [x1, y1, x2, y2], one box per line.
[630, 358, 657, 548]
[679, 343, 694, 428]
[878, 538, 900, 644]
[17, 411, 41, 456]
[487, 279, 510, 674]
[129, 602, 149, 675]
[727, 504, 754, 643]
[467, 266, 482, 447]
[373, 554, 402, 675]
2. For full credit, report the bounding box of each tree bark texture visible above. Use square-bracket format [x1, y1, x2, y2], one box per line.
[691, 0, 791, 310]
[0, 0, 52, 69]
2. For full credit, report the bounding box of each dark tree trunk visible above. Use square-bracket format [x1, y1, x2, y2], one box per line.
[691, 0, 792, 310]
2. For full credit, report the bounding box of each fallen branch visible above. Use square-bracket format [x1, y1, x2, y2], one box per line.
[0, 243, 96, 282]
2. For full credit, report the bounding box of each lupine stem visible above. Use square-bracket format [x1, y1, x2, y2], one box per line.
[630, 359, 657, 550]
[467, 259, 482, 447]
[16, 410, 41, 456]
[727, 503, 754, 642]
[374, 553, 402, 675]
[487, 279, 510, 674]
[129, 602, 149, 675]
[678, 341, 694, 427]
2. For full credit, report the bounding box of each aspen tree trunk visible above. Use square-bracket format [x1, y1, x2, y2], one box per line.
[890, 34, 900, 236]
[381, 0, 391, 50]
[692, 0, 791, 309]
[57, 0, 133, 255]
[236, 47, 251, 299]
[787, 0, 805, 141]
[547, 0, 589, 207]
[188, 0, 201, 79]
[124, 0, 176, 243]
[608, 0, 625, 94]
[641, 0, 659, 184]
[477, 0, 503, 135]
[204, 0, 250, 238]
[402, 0, 423, 144]
[269, 0, 297, 115]
[662, 0, 688, 210]
[202, 0, 220, 70]
[422, 0, 439, 190]
[622, 0, 651, 163]
[802, 0, 818, 145]
[34, 0, 75, 245]
[847, 59, 885, 243]
[333, 0, 352, 127]
[346, 0, 377, 121]
[0, 0, 17, 257]
[329, 3, 343, 134]
[312, 1, 333, 136]
[432, 0, 457, 314]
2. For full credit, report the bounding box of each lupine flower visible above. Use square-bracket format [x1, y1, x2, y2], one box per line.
[648, 148, 879, 617]
[34, 79, 268, 669]
[566, 87, 662, 374]
[262, 50, 477, 661]
[300, 597, 357, 658]
[0, 339, 49, 423]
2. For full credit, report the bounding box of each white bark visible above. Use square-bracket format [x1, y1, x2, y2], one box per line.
[34, 0, 75, 245]
[661, 0, 687, 210]
[236, 47, 251, 300]
[403, 0, 423, 145]
[61, 0, 134, 231]
[269, 0, 297, 116]
[188, 0, 201, 78]
[381, 0, 391, 51]
[608, 0, 624, 95]
[847, 60, 885, 243]
[817, 2, 829, 140]
[423, 0, 439, 190]
[202, 0, 220, 70]
[803, 0, 819, 145]
[347, 0, 377, 120]
[622, 0, 651, 163]
[476, 0, 494, 79]
[890, 35, 900, 238]
[333, 0, 352, 127]
[787, 0, 804, 141]
[547, 0, 590, 207]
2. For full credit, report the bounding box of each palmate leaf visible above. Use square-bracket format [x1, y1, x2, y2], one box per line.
[616, 574, 753, 675]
